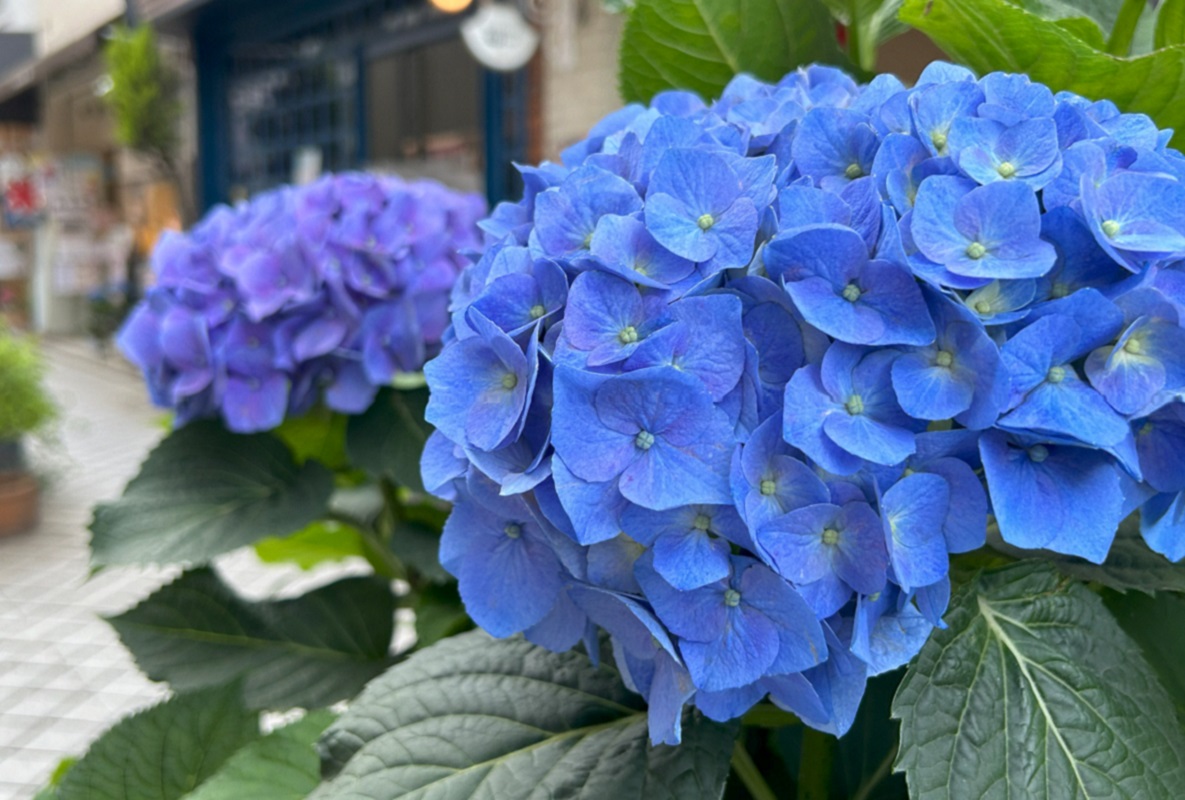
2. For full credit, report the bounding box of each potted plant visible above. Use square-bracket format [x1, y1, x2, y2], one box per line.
[0, 328, 55, 535]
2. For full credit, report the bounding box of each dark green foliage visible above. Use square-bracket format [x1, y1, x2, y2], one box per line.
[89, 422, 334, 567]
[894, 562, 1185, 799]
[618, 0, 846, 104]
[107, 568, 395, 710]
[314, 631, 739, 799]
[183, 711, 336, 800]
[346, 385, 433, 493]
[57, 685, 259, 800]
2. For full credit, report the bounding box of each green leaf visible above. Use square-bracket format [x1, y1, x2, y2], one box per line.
[1055, 15, 1107, 49]
[32, 757, 76, 800]
[255, 520, 367, 570]
[313, 630, 738, 799]
[819, 0, 907, 69]
[182, 711, 334, 800]
[390, 502, 451, 583]
[988, 518, 1185, 594]
[1102, 590, 1185, 724]
[409, 581, 473, 648]
[899, 0, 1185, 149]
[90, 422, 334, 567]
[1157, 0, 1185, 49]
[106, 568, 395, 710]
[1007, 0, 1121, 30]
[1105, 0, 1145, 56]
[57, 684, 259, 800]
[619, 0, 846, 104]
[274, 407, 350, 470]
[893, 561, 1185, 799]
[347, 385, 432, 492]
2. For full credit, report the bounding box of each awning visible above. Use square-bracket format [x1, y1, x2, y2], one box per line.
[132, 0, 216, 25]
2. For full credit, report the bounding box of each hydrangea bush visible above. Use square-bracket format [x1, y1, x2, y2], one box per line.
[56, 173, 488, 799]
[423, 61, 1185, 745]
[118, 172, 485, 432]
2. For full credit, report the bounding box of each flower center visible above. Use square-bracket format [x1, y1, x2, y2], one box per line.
[1101, 219, 1121, 238]
[635, 430, 655, 450]
[724, 589, 742, 607]
[1123, 338, 1143, 355]
[844, 163, 864, 179]
[697, 213, 715, 231]
[996, 161, 1017, 179]
[974, 300, 993, 314]
[504, 523, 522, 539]
[822, 528, 840, 546]
[845, 394, 865, 415]
[692, 513, 712, 531]
[529, 304, 546, 320]
[1051, 282, 1070, 299]
[935, 350, 954, 368]
[965, 242, 987, 260]
[760, 478, 777, 496]
[1028, 445, 1050, 463]
[1046, 366, 1066, 384]
[618, 325, 638, 344]
[501, 373, 518, 390]
[930, 130, 948, 152]
[842, 283, 862, 302]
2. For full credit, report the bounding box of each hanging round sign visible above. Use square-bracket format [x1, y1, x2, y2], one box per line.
[461, 2, 540, 72]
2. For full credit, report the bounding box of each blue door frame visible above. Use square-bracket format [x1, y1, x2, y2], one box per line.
[193, 0, 528, 212]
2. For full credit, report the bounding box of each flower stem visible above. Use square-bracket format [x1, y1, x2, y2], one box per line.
[852, 745, 896, 800]
[797, 728, 834, 800]
[731, 740, 778, 800]
[847, 0, 874, 74]
[1106, 0, 1144, 56]
[326, 508, 406, 580]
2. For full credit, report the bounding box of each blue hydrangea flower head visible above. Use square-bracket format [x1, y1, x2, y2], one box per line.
[423, 62, 1185, 744]
[118, 173, 484, 431]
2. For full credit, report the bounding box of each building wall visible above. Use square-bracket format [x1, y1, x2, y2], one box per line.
[540, 0, 624, 161]
[0, 0, 38, 34]
[39, 0, 123, 58]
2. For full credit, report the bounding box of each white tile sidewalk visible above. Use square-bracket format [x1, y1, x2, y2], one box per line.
[0, 339, 371, 799]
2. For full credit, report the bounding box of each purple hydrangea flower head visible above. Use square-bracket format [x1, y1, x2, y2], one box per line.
[422, 63, 1185, 744]
[118, 172, 484, 431]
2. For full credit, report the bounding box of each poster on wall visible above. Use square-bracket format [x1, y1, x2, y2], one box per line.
[43, 154, 102, 227]
[0, 152, 45, 228]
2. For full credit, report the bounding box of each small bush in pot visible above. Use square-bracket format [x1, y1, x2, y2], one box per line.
[0, 328, 55, 534]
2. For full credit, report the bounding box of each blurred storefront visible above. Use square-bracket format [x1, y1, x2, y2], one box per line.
[0, 0, 177, 334]
[0, 0, 630, 332]
[140, 0, 551, 210]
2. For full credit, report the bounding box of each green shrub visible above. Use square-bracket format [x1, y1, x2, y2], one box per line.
[0, 331, 55, 440]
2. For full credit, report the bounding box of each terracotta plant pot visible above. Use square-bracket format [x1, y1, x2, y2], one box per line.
[0, 471, 38, 536]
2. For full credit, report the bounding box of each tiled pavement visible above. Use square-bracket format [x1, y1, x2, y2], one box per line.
[0, 340, 371, 799]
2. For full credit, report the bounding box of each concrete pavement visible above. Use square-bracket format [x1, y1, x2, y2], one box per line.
[0, 339, 371, 799]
